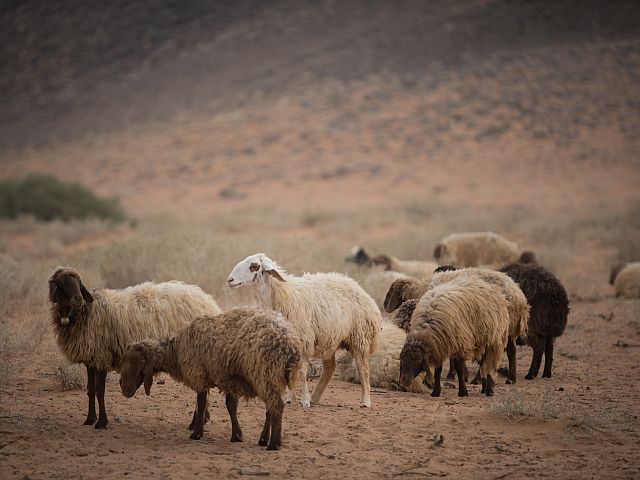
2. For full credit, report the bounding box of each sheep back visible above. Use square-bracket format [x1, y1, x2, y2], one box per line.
[434, 232, 520, 268]
[410, 277, 510, 367]
[613, 262, 640, 298]
[500, 263, 569, 341]
[163, 308, 301, 398]
[269, 272, 381, 359]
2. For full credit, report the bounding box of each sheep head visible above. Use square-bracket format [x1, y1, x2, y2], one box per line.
[383, 279, 413, 312]
[433, 243, 448, 263]
[345, 246, 372, 266]
[48, 266, 94, 326]
[227, 253, 287, 289]
[518, 250, 537, 265]
[119, 345, 155, 397]
[609, 262, 627, 285]
[399, 336, 429, 387]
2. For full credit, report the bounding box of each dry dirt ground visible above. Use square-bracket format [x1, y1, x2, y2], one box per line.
[1, 2, 640, 479]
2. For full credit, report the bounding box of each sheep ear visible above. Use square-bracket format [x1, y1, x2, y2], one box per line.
[48, 281, 58, 302]
[143, 361, 155, 396]
[433, 243, 446, 260]
[266, 269, 286, 282]
[383, 285, 401, 312]
[79, 283, 94, 303]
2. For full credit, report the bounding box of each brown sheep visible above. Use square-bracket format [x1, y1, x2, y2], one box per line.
[120, 307, 301, 450]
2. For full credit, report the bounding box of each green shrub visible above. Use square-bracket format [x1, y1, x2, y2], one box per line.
[0, 174, 125, 222]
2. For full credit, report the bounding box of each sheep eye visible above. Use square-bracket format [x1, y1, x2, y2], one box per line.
[249, 263, 260, 272]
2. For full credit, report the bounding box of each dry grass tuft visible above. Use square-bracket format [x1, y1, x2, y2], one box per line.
[54, 355, 86, 391]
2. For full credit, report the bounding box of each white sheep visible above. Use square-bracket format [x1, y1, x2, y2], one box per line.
[346, 245, 438, 278]
[610, 262, 640, 298]
[120, 307, 301, 450]
[433, 232, 535, 268]
[48, 266, 221, 429]
[227, 253, 381, 407]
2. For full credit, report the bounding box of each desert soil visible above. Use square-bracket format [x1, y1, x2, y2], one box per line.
[1, 2, 640, 479]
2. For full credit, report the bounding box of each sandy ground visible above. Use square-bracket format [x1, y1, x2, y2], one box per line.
[1, 297, 639, 479]
[2, 2, 640, 478]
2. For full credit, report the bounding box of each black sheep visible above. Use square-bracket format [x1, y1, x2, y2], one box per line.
[499, 263, 570, 379]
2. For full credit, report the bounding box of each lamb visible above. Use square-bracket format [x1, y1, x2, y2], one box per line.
[335, 321, 431, 394]
[609, 262, 640, 298]
[346, 245, 438, 278]
[433, 231, 536, 268]
[385, 268, 529, 383]
[227, 253, 381, 407]
[119, 307, 301, 450]
[499, 262, 570, 379]
[48, 266, 221, 429]
[399, 276, 511, 397]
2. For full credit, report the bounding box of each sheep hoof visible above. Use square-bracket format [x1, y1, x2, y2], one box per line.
[360, 399, 372, 408]
[542, 373, 551, 378]
[505, 378, 515, 385]
[231, 433, 243, 442]
[301, 400, 311, 408]
[486, 391, 494, 397]
[430, 391, 440, 398]
[83, 416, 96, 426]
[524, 374, 535, 380]
[258, 438, 268, 446]
[190, 431, 203, 440]
[94, 419, 108, 429]
[458, 390, 468, 397]
[266, 443, 281, 451]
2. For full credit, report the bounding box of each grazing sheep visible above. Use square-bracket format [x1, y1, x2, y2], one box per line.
[433, 232, 535, 268]
[227, 253, 381, 407]
[48, 266, 221, 429]
[385, 268, 529, 383]
[119, 307, 301, 450]
[346, 246, 438, 278]
[391, 299, 462, 387]
[335, 321, 431, 394]
[609, 262, 640, 298]
[399, 277, 510, 397]
[499, 262, 570, 379]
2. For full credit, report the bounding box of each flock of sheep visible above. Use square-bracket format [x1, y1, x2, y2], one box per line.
[47, 231, 639, 450]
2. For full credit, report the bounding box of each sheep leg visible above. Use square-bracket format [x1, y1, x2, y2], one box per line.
[453, 358, 468, 397]
[266, 397, 284, 451]
[542, 337, 555, 378]
[446, 358, 456, 380]
[225, 394, 243, 442]
[525, 341, 544, 380]
[505, 337, 517, 384]
[431, 364, 442, 397]
[188, 394, 210, 430]
[352, 353, 372, 407]
[479, 362, 487, 394]
[485, 372, 495, 397]
[94, 369, 108, 429]
[299, 362, 311, 408]
[259, 411, 271, 447]
[83, 366, 97, 425]
[311, 355, 336, 405]
[189, 391, 207, 440]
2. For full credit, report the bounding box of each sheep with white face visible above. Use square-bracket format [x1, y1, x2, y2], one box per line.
[227, 253, 382, 408]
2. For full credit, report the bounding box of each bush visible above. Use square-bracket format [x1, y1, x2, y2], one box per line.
[0, 174, 125, 222]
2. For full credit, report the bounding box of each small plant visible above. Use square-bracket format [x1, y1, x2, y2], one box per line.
[0, 174, 125, 222]
[54, 356, 86, 391]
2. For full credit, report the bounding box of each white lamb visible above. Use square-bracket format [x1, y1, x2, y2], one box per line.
[227, 253, 382, 407]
